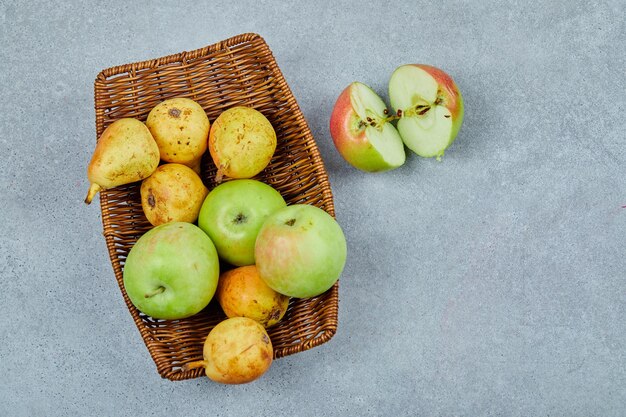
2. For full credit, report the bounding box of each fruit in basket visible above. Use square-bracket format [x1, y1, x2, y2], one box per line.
[388, 64, 463, 158]
[329, 82, 405, 172]
[145, 97, 210, 171]
[209, 106, 276, 181]
[198, 179, 286, 266]
[255, 204, 347, 298]
[182, 317, 273, 384]
[140, 163, 208, 226]
[123, 222, 219, 320]
[217, 265, 289, 328]
[85, 118, 160, 204]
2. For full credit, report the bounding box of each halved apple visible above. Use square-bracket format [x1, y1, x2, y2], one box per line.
[389, 65, 464, 159]
[329, 82, 405, 172]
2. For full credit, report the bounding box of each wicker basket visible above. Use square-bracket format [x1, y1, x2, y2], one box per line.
[94, 33, 338, 381]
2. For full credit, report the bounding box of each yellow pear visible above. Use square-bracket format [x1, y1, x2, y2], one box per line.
[140, 163, 209, 226]
[145, 98, 210, 170]
[182, 317, 273, 384]
[85, 118, 160, 204]
[209, 107, 276, 182]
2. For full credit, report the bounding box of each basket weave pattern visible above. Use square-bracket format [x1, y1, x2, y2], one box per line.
[94, 33, 338, 381]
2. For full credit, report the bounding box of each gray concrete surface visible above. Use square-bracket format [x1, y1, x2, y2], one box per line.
[1, 0, 625, 415]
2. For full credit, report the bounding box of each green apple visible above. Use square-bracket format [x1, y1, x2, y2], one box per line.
[389, 64, 464, 158]
[254, 204, 347, 298]
[198, 179, 286, 266]
[329, 82, 405, 172]
[123, 222, 219, 320]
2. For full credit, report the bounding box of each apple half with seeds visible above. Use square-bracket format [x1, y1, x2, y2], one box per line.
[389, 65, 464, 159]
[329, 82, 405, 172]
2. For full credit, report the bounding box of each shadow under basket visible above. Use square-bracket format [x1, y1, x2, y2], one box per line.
[94, 33, 339, 381]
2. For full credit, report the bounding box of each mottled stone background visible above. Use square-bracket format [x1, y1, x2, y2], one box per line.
[1, 1, 624, 415]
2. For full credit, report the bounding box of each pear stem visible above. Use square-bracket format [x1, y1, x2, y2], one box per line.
[84, 183, 102, 205]
[215, 168, 224, 184]
[215, 162, 229, 184]
[181, 360, 208, 372]
[144, 286, 165, 298]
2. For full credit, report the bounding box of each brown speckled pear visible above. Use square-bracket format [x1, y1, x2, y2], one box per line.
[182, 317, 273, 384]
[145, 97, 210, 170]
[85, 118, 160, 204]
[140, 163, 208, 226]
[209, 106, 276, 182]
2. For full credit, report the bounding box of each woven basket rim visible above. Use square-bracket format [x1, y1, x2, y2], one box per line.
[93, 33, 339, 381]
[96, 33, 264, 80]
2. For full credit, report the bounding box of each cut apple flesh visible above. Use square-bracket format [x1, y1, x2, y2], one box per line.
[389, 65, 455, 158]
[389, 65, 439, 111]
[364, 123, 405, 167]
[397, 105, 453, 158]
[349, 82, 405, 168]
[350, 82, 388, 122]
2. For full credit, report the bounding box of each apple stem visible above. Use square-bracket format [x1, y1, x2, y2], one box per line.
[181, 360, 208, 372]
[144, 286, 165, 298]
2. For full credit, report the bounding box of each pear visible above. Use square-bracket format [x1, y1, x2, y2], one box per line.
[140, 163, 209, 226]
[182, 317, 273, 384]
[209, 107, 276, 182]
[85, 118, 160, 204]
[145, 98, 210, 171]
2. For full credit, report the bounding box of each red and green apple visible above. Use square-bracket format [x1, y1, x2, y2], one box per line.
[255, 204, 347, 298]
[329, 82, 405, 172]
[389, 64, 464, 158]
